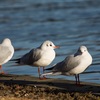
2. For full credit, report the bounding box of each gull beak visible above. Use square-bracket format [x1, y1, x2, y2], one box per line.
[54, 46, 60, 49]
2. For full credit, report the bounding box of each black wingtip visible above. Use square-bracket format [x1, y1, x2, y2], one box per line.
[10, 58, 20, 63]
[45, 66, 54, 70]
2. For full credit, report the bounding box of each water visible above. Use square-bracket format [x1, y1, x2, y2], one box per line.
[0, 0, 100, 84]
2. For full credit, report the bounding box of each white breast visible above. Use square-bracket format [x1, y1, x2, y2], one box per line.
[33, 49, 55, 67]
[3, 45, 14, 64]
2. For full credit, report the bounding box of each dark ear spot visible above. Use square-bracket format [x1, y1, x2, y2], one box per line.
[84, 49, 86, 52]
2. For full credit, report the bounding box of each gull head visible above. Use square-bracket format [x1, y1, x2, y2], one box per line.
[2, 38, 12, 46]
[78, 46, 88, 54]
[40, 40, 59, 50]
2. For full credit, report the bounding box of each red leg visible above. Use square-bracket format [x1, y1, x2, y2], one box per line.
[0, 65, 5, 74]
[0, 65, 2, 70]
[38, 67, 47, 80]
[42, 67, 46, 79]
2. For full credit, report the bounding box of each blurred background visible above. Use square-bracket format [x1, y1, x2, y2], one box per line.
[0, 0, 100, 84]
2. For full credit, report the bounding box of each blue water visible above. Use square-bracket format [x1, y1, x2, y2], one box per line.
[0, 0, 100, 84]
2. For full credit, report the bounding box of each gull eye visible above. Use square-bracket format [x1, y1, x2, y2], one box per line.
[50, 44, 52, 46]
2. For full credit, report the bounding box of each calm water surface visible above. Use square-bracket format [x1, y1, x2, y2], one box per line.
[0, 0, 100, 84]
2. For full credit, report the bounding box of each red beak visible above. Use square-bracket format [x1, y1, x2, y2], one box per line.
[54, 46, 60, 49]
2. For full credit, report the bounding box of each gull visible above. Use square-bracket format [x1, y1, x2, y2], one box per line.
[0, 38, 14, 73]
[12, 40, 59, 79]
[41, 46, 92, 85]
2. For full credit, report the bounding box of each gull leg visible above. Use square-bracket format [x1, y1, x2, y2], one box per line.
[38, 67, 41, 78]
[75, 74, 78, 85]
[38, 67, 46, 80]
[0, 65, 5, 74]
[77, 74, 80, 85]
[42, 67, 46, 79]
[43, 67, 45, 73]
[75, 74, 81, 86]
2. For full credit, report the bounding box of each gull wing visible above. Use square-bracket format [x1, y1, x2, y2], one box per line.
[20, 48, 42, 65]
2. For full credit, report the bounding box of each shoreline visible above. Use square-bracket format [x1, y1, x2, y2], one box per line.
[0, 74, 100, 100]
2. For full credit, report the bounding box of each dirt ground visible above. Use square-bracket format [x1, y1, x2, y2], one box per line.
[0, 74, 99, 100]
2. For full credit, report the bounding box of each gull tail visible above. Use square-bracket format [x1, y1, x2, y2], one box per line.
[41, 71, 62, 77]
[10, 58, 21, 64]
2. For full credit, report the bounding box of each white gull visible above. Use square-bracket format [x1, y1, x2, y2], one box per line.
[0, 38, 14, 73]
[41, 46, 92, 84]
[12, 40, 59, 79]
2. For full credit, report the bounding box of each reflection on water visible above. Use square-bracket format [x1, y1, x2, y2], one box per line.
[0, 0, 100, 84]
